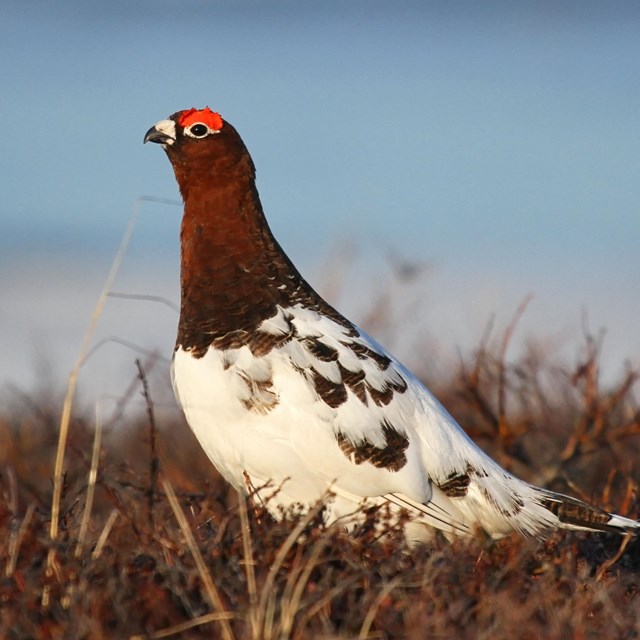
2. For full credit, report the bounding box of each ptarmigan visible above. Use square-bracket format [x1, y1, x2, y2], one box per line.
[144, 106, 638, 540]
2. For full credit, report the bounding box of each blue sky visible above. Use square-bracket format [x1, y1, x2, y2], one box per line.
[2, 1, 639, 395]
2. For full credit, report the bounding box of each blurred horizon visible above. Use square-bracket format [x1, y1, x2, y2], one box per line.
[2, 0, 639, 400]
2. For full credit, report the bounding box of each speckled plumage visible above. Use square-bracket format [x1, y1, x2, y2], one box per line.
[145, 107, 639, 540]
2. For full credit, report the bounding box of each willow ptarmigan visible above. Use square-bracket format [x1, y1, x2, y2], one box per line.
[144, 106, 638, 540]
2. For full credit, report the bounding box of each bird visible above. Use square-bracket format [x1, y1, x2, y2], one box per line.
[144, 106, 639, 540]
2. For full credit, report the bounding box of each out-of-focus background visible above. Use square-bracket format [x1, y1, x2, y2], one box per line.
[2, 0, 639, 404]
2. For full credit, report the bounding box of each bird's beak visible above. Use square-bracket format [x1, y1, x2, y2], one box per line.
[144, 119, 176, 146]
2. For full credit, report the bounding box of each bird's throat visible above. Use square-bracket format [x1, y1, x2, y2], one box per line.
[176, 180, 290, 357]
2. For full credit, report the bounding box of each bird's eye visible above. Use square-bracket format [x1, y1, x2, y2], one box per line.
[187, 123, 209, 138]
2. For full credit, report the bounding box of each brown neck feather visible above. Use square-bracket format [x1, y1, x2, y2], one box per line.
[171, 126, 353, 357]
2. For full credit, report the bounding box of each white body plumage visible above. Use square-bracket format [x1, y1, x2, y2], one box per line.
[172, 304, 634, 539]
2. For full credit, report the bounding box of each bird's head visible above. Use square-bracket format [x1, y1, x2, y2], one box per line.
[144, 107, 223, 149]
[144, 107, 255, 199]
[149, 107, 253, 182]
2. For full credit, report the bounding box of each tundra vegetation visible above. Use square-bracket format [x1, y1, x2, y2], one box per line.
[2, 308, 639, 639]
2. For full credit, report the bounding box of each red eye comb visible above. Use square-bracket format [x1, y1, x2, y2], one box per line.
[178, 107, 223, 131]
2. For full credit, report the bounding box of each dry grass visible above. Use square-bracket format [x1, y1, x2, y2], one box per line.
[1, 329, 639, 639]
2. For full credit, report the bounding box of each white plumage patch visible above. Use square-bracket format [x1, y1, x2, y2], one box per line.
[172, 303, 640, 540]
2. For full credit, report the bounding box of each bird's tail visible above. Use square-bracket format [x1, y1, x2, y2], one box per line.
[386, 477, 639, 540]
[532, 487, 639, 534]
